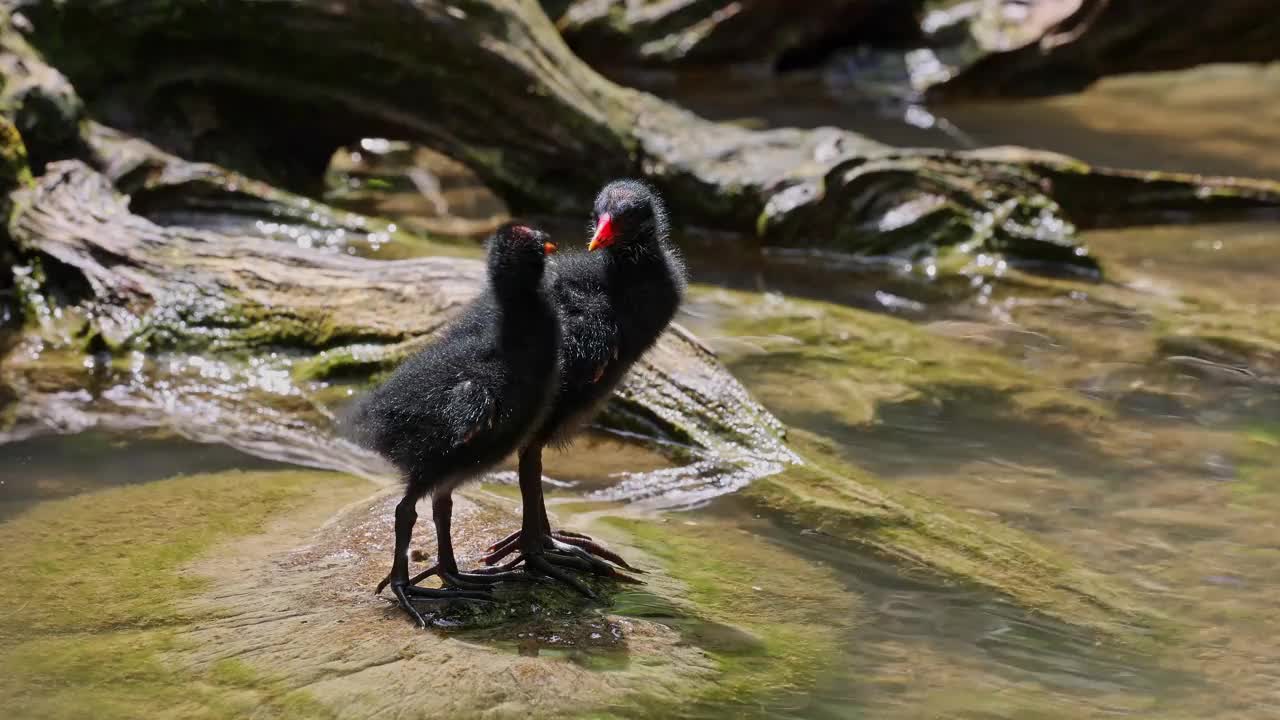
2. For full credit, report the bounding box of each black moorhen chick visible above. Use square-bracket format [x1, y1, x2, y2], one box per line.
[482, 179, 687, 595]
[346, 222, 560, 627]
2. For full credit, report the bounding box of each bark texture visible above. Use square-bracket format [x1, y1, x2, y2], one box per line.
[545, 0, 921, 67]
[925, 0, 1280, 100]
[9, 0, 1276, 274]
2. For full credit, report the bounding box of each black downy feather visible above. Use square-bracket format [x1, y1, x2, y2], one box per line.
[538, 179, 688, 447]
[344, 223, 561, 495]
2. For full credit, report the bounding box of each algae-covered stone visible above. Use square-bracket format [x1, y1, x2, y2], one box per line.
[0, 469, 682, 718]
[681, 287, 1163, 638]
[745, 434, 1163, 640]
[175, 487, 722, 719]
[0, 469, 372, 719]
[171, 482, 861, 717]
[688, 285, 1106, 429]
[0, 8, 85, 166]
[0, 116, 31, 190]
[600, 515, 863, 711]
[2, 161, 1163, 645]
[0, 460, 864, 718]
[0, 116, 30, 308]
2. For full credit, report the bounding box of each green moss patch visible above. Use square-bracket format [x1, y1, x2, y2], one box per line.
[696, 286, 1106, 427]
[744, 430, 1167, 642]
[0, 469, 368, 719]
[679, 288, 1164, 639]
[602, 515, 861, 712]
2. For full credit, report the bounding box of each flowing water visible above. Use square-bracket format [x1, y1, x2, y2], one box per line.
[3, 65, 1280, 718]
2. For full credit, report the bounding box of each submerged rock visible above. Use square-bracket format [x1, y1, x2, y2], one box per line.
[682, 287, 1164, 638]
[0, 161, 1171, 643]
[181, 488, 721, 717]
[0, 465, 861, 717]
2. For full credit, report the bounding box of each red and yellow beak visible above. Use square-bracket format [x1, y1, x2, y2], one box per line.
[544, 241, 557, 255]
[587, 213, 616, 252]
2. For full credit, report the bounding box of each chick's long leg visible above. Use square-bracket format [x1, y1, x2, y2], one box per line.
[479, 446, 641, 597]
[480, 450, 642, 574]
[430, 491, 529, 587]
[376, 493, 493, 629]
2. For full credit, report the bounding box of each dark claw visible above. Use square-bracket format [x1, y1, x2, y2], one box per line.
[609, 570, 645, 585]
[390, 584, 431, 628]
[482, 538, 521, 565]
[387, 581, 495, 627]
[486, 530, 521, 552]
[483, 530, 641, 573]
[554, 535, 643, 572]
[440, 571, 497, 591]
[468, 556, 526, 574]
[401, 584, 495, 603]
[527, 554, 597, 599]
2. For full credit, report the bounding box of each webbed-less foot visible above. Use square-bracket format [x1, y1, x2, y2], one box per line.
[483, 529, 642, 573]
[380, 575, 494, 628]
[403, 560, 537, 589]
[483, 534, 642, 598]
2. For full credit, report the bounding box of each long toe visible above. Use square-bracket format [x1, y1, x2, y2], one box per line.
[482, 539, 521, 565]
[527, 553, 597, 599]
[407, 563, 442, 586]
[550, 538, 646, 580]
[485, 530, 521, 552]
[452, 569, 535, 584]
[467, 556, 526, 574]
[546, 546, 645, 585]
[440, 572, 497, 591]
[391, 584, 431, 628]
[553, 535, 643, 572]
[485, 530, 640, 573]
[402, 585, 495, 603]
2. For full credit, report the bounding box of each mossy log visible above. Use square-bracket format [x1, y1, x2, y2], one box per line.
[11, 0, 1280, 274]
[2, 159, 1161, 637]
[925, 0, 1280, 100]
[3, 159, 792, 476]
[544, 0, 921, 67]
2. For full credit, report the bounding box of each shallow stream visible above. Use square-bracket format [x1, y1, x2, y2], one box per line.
[3, 64, 1278, 718]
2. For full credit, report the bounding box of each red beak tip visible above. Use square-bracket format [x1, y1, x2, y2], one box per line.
[588, 213, 616, 251]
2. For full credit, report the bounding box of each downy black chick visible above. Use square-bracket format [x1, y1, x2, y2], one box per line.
[482, 180, 687, 595]
[346, 222, 560, 626]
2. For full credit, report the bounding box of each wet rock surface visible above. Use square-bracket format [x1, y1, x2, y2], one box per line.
[0, 159, 1168, 638]
[181, 488, 719, 718]
[546, 0, 921, 67]
[921, 0, 1280, 100]
[10, 0, 1277, 273]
